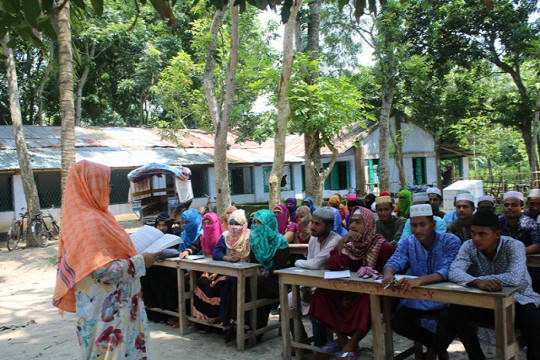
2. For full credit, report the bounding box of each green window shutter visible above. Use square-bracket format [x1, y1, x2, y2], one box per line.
[368, 159, 375, 184]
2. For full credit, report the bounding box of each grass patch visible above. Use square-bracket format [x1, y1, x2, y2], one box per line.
[47, 255, 58, 267]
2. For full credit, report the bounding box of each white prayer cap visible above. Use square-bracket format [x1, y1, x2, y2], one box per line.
[412, 192, 429, 203]
[503, 191, 524, 201]
[426, 187, 442, 197]
[410, 204, 433, 217]
[455, 193, 474, 203]
[528, 189, 540, 199]
[478, 195, 494, 204]
[371, 202, 376, 211]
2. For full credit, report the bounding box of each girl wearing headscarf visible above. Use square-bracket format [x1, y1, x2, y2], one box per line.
[191, 213, 227, 324]
[285, 198, 298, 223]
[178, 208, 203, 252]
[53, 160, 157, 359]
[220, 204, 238, 230]
[328, 206, 348, 237]
[294, 205, 312, 244]
[223, 210, 290, 342]
[154, 211, 180, 236]
[340, 194, 356, 220]
[273, 203, 298, 242]
[327, 193, 343, 210]
[301, 196, 317, 214]
[397, 190, 413, 219]
[309, 206, 395, 360]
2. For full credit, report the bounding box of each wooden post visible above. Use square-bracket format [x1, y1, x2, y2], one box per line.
[355, 142, 366, 195]
[435, 138, 442, 188]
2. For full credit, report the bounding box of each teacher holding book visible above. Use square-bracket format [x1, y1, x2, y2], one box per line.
[53, 160, 159, 360]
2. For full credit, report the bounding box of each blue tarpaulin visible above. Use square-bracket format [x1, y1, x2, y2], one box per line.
[127, 162, 184, 182]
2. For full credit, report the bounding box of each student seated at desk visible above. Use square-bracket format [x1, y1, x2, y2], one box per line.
[223, 209, 290, 343]
[309, 206, 395, 360]
[212, 209, 251, 324]
[182, 212, 226, 325]
[140, 211, 184, 323]
[274, 203, 298, 242]
[382, 204, 461, 360]
[448, 210, 540, 360]
[293, 206, 312, 244]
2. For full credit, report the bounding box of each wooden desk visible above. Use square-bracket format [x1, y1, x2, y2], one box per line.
[276, 267, 519, 360]
[527, 254, 540, 267]
[288, 243, 308, 256]
[154, 258, 277, 351]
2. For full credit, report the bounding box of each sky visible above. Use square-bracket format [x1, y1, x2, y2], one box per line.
[256, 8, 375, 67]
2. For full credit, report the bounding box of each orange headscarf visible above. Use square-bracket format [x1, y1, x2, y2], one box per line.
[53, 160, 136, 312]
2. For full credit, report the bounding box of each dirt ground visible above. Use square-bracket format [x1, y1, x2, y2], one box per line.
[0, 220, 522, 359]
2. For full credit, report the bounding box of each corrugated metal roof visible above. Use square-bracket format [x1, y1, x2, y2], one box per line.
[0, 126, 310, 171]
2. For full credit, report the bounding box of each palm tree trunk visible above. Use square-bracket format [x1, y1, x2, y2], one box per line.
[58, 0, 76, 196]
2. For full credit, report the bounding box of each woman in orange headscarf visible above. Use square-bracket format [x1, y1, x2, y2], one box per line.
[53, 160, 159, 359]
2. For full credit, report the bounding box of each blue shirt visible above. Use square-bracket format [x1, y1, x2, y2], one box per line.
[211, 235, 227, 261]
[449, 236, 540, 306]
[443, 211, 457, 224]
[385, 231, 461, 310]
[399, 216, 447, 242]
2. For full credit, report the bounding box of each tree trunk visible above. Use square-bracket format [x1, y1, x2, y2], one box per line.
[203, 4, 239, 215]
[532, 88, 540, 173]
[75, 44, 95, 126]
[37, 42, 54, 126]
[519, 119, 536, 174]
[304, 131, 322, 204]
[58, 0, 76, 196]
[355, 142, 366, 195]
[1, 35, 41, 222]
[268, 0, 303, 209]
[378, 76, 394, 191]
[390, 116, 406, 190]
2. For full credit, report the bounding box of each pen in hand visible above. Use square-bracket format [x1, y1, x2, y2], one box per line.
[383, 277, 395, 289]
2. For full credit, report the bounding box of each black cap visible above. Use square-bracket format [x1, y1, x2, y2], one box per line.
[472, 210, 499, 229]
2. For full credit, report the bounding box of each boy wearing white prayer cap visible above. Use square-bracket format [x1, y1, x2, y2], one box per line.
[399, 192, 447, 242]
[447, 193, 475, 243]
[477, 195, 495, 213]
[382, 204, 460, 360]
[427, 187, 445, 218]
[499, 191, 540, 292]
[525, 189, 540, 221]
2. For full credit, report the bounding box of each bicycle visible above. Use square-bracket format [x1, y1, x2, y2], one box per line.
[30, 211, 55, 248]
[41, 206, 60, 240]
[7, 208, 30, 251]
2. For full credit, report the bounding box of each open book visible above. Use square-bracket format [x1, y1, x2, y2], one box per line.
[130, 225, 182, 254]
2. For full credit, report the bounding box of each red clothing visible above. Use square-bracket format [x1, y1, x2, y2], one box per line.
[308, 242, 395, 335]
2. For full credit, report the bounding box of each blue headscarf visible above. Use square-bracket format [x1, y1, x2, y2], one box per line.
[179, 209, 203, 252]
[301, 196, 317, 214]
[249, 209, 289, 269]
[328, 207, 348, 237]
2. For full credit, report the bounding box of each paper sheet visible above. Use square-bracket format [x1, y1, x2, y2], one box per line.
[130, 225, 182, 254]
[324, 270, 351, 279]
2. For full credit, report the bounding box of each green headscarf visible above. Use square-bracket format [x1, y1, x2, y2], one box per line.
[249, 209, 289, 269]
[397, 190, 413, 218]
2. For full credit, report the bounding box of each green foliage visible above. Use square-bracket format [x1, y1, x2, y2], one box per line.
[288, 54, 375, 143]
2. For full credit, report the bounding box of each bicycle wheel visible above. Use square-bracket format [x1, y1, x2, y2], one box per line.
[51, 221, 60, 240]
[7, 221, 21, 251]
[31, 221, 49, 248]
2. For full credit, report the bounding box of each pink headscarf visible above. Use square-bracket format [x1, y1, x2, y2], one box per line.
[274, 204, 290, 235]
[201, 212, 224, 256]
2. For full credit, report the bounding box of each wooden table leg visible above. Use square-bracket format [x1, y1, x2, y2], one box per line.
[494, 297, 517, 360]
[279, 277, 292, 360]
[249, 273, 257, 347]
[369, 294, 384, 360]
[381, 296, 394, 360]
[177, 267, 188, 335]
[237, 273, 246, 351]
[292, 284, 303, 359]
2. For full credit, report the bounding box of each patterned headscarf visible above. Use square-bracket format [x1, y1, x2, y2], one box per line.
[201, 212, 224, 256]
[328, 194, 342, 209]
[301, 196, 317, 214]
[249, 209, 289, 269]
[295, 205, 312, 243]
[285, 198, 297, 223]
[224, 209, 250, 260]
[398, 190, 413, 219]
[179, 209, 203, 251]
[53, 160, 136, 312]
[342, 206, 386, 267]
[328, 207, 348, 237]
[274, 203, 290, 235]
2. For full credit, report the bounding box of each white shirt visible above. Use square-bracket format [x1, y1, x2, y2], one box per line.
[294, 231, 342, 270]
